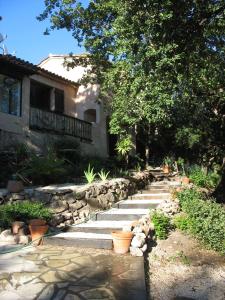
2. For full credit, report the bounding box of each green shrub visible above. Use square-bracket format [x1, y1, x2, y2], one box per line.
[173, 214, 190, 231]
[116, 135, 133, 157]
[0, 201, 52, 229]
[151, 211, 171, 239]
[0, 143, 30, 187]
[188, 165, 220, 189]
[54, 137, 80, 164]
[22, 151, 67, 185]
[177, 157, 186, 175]
[177, 188, 225, 254]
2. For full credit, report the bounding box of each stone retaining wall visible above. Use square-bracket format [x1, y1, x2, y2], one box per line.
[0, 171, 153, 228]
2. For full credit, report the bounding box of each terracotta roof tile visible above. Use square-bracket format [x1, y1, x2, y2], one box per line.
[0, 54, 79, 86]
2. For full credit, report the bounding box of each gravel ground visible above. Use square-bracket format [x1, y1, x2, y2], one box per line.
[146, 230, 225, 300]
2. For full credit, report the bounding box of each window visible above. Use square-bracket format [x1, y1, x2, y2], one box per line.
[30, 80, 51, 111]
[0, 74, 21, 116]
[55, 89, 64, 114]
[84, 109, 97, 123]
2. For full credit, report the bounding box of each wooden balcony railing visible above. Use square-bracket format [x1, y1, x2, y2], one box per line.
[29, 107, 92, 141]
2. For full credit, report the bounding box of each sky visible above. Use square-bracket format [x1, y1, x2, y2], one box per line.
[0, 0, 87, 64]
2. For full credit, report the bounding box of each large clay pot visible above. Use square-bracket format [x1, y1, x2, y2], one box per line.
[111, 231, 133, 254]
[29, 219, 48, 245]
[29, 219, 46, 226]
[7, 180, 24, 193]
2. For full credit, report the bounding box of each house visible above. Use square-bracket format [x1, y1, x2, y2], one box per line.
[0, 54, 109, 157]
[39, 54, 109, 157]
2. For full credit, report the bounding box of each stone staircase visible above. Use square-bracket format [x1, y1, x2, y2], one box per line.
[45, 180, 175, 249]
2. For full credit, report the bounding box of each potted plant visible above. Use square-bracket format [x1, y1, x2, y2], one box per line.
[111, 231, 133, 254]
[162, 156, 173, 174]
[7, 174, 24, 193]
[28, 219, 49, 245]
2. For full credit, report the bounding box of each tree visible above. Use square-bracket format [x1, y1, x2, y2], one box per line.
[39, 0, 225, 197]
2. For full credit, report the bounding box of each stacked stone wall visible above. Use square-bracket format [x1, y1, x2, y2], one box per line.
[0, 171, 153, 228]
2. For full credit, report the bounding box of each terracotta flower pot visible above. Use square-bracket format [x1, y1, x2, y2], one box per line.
[29, 219, 46, 226]
[12, 221, 25, 235]
[29, 219, 48, 245]
[111, 231, 133, 254]
[182, 176, 190, 185]
[7, 180, 24, 193]
[163, 165, 170, 174]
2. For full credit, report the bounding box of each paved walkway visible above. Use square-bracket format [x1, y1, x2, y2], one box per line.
[0, 245, 146, 300]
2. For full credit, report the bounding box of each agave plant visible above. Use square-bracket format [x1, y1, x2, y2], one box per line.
[84, 164, 96, 183]
[98, 169, 110, 181]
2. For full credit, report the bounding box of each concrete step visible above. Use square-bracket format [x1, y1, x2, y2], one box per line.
[130, 193, 170, 200]
[44, 232, 113, 249]
[147, 185, 170, 190]
[141, 188, 169, 194]
[149, 170, 163, 174]
[43, 176, 170, 250]
[139, 189, 169, 194]
[96, 208, 149, 221]
[66, 220, 133, 234]
[149, 167, 163, 171]
[118, 199, 161, 209]
[147, 182, 180, 189]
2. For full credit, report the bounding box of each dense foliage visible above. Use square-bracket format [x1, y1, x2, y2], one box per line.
[151, 211, 171, 239]
[0, 201, 52, 229]
[188, 165, 220, 189]
[173, 213, 190, 231]
[177, 188, 225, 254]
[22, 151, 67, 185]
[39, 0, 225, 163]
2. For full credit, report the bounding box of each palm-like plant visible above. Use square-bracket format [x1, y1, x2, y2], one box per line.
[84, 164, 96, 183]
[98, 169, 110, 181]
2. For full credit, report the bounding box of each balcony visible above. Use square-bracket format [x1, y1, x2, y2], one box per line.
[29, 107, 92, 141]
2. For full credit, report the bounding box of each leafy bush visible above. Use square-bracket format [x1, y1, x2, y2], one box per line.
[0, 143, 30, 187]
[177, 188, 225, 254]
[151, 211, 171, 239]
[176, 157, 186, 175]
[188, 165, 220, 189]
[54, 137, 80, 164]
[163, 156, 174, 167]
[173, 214, 190, 231]
[0, 201, 52, 229]
[128, 154, 145, 170]
[22, 151, 67, 185]
[84, 164, 96, 183]
[116, 135, 133, 156]
[113, 168, 130, 177]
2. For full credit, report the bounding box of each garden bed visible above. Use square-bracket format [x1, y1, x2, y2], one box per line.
[146, 230, 225, 300]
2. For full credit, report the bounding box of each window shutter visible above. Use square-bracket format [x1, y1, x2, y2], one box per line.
[55, 89, 64, 114]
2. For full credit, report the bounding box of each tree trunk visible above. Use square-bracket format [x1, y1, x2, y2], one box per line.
[213, 163, 225, 203]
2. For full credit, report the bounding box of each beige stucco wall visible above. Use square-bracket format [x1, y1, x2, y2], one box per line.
[39, 55, 108, 157]
[0, 72, 79, 150]
[30, 74, 78, 118]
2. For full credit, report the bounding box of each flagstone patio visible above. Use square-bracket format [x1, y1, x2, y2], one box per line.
[0, 245, 146, 300]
